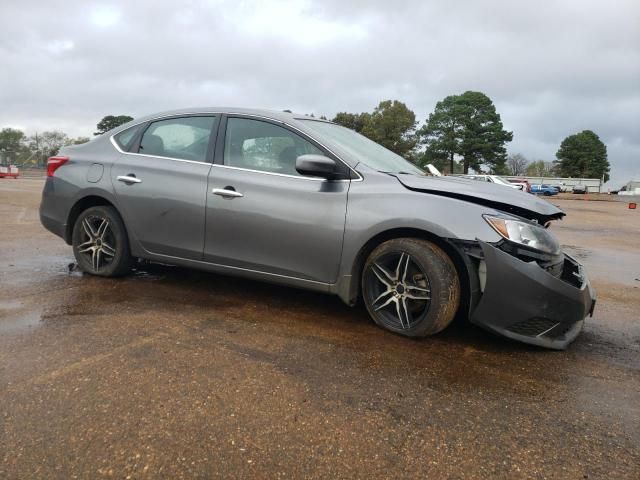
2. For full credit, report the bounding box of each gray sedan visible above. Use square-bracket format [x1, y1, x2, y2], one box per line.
[40, 108, 596, 349]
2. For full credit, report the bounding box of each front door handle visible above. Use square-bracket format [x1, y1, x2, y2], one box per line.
[212, 188, 243, 198]
[117, 175, 142, 184]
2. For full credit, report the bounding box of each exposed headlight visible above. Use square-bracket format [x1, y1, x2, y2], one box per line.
[483, 214, 561, 255]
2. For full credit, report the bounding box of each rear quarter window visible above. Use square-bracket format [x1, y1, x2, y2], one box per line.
[113, 125, 142, 152]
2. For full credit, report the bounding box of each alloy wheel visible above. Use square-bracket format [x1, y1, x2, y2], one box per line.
[77, 215, 117, 272]
[364, 251, 432, 330]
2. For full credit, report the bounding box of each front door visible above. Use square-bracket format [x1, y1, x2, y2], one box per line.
[204, 116, 350, 284]
[112, 115, 218, 260]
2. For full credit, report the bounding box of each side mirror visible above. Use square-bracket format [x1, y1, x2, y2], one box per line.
[295, 154, 338, 179]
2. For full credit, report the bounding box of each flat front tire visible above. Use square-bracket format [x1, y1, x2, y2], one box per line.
[362, 238, 460, 337]
[72, 206, 132, 277]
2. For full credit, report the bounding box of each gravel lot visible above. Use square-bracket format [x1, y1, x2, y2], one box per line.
[1, 178, 639, 479]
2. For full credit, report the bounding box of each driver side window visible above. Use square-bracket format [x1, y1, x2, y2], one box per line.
[139, 116, 216, 162]
[224, 117, 324, 176]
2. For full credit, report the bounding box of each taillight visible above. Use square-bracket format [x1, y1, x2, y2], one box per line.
[47, 156, 69, 177]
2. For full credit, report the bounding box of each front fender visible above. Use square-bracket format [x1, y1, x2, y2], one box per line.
[332, 174, 502, 305]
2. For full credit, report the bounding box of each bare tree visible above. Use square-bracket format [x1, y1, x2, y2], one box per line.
[525, 160, 555, 177]
[507, 153, 528, 175]
[27, 131, 69, 165]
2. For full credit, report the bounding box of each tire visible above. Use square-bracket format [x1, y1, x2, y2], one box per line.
[362, 238, 460, 337]
[72, 206, 132, 277]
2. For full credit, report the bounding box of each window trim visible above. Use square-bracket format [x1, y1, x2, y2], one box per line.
[113, 124, 144, 152]
[110, 114, 220, 165]
[216, 114, 357, 181]
[109, 111, 361, 180]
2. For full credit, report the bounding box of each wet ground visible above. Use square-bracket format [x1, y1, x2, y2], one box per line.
[1, 178, 639, 479]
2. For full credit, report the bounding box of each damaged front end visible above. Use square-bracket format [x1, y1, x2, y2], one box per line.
[453, 217, 596, 350]
[468, 241, 596, 349]
[393, 172, 595, 349]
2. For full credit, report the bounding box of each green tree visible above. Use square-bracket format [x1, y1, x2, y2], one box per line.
[419, 91, 512, 174]
[332, 112, 370, 133]
[555, 130, 610, 182]
[458, 91, 513, 174]
[0, 128, 26, 163]
[360, 100, 418, 159]
[94, 115, 133, 135]
[418, 94, 466, 174]
[70, 137, 91, 145]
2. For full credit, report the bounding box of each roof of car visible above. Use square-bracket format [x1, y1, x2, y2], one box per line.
[124, 107, 332, 126]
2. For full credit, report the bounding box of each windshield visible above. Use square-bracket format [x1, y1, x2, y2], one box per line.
[300, 120, 424, 175]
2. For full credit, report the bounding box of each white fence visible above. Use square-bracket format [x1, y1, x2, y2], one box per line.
[504, 176, 602, 193]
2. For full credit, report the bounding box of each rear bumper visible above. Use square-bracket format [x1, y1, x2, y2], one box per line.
[40, 211, 66, 240]
[470, 242, 596, 350]
[39, 176, 70, 243]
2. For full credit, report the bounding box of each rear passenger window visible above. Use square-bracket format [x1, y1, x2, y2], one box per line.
[139, 116, 216, 162]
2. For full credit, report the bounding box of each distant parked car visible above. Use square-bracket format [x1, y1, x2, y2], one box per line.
[572, 185, 587, 194]
[618, 181, 640, 196]
[455, 174, 524, 191]
[507, 178, 531, 193]
[0, 165, 19, 178]
[531, 184, 559, 196]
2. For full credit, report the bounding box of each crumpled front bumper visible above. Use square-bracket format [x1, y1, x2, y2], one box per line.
[470, 241, 596, 350]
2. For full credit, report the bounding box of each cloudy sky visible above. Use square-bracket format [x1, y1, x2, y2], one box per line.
[1, 0, 638, 185]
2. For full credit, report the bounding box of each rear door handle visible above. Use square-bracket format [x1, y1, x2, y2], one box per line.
[212, 188, 243, 198]
[117, 175, 142, 184]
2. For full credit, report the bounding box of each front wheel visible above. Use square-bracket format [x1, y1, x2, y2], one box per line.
[72, 206, 132, 277]
[362, 238, 460, 337]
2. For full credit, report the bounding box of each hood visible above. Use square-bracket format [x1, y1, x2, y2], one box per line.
[393, 174, 565, 224]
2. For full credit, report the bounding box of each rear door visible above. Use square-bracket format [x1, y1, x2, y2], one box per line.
[112, 115, 218, 260]
[203, 116, 350, 284]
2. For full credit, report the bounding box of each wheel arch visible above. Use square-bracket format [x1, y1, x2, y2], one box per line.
[65, 195, 118, 244]
[340, 227, 475, 321]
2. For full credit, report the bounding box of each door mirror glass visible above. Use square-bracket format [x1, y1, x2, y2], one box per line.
[295, 155, 337, 179]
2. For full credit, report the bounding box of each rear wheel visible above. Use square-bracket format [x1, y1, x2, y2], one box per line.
[72, 206, 132, 277]
[362, 238, 460, 337]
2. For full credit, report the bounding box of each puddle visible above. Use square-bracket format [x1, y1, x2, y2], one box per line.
[62, 262, 169, 281]
[131, 260, 180, 281]
[0, 299, 23, 310]
[0, 312, 42, 332]
[563, 244, 640, 287]
[131, 268, 166, 281]
[0, 300, 42, 333]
